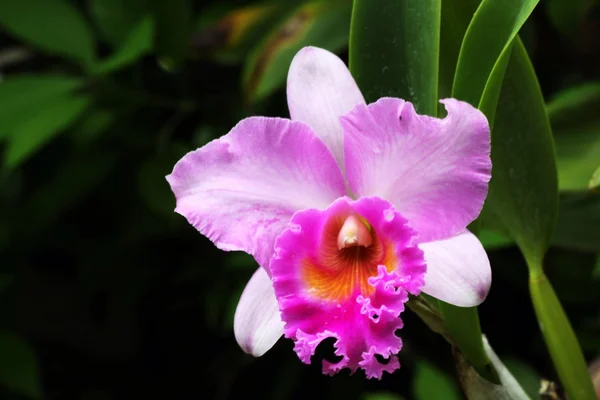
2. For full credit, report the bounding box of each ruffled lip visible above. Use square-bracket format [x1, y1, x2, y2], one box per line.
[270, 196, 426, 378]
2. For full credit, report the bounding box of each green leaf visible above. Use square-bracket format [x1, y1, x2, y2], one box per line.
[546, 83, 600, 191]
[72, 109, 117, 150]
[192, 2, 294, 63]
[88, 0, 146, 47]
[554, 123, 600, 191]
[146, 0, 192, 68]
[529, 272, 597, 400]
[0, 0, 95, 65]
[244, 0, 352, 104]
[478, 229, 514, 250]
[4, 95, 91, 168]
[547, 82, 600, 128]
[545, 0, 596, 38]
[479, 42, 595, 397]
[0, 75, 83, 140]
[590, 165, 600, 191]
[452, 0, 539, 109]
[483, 191, 600, 252]
[91, 16, 155, 75]
[0, 332, 42, 399]
[438, 0, 480, 98]
[483, 40, 558, 271]
[593, 255, 600, 279]
[456, 336, 530, 400]
[503, 358, 542, 400]
[413, 360, 462, 400]
[552, 191, 600, 252]
[438, 302, 499, 383]
[349, 0, 441, 116]
[362, 393, 405, 400]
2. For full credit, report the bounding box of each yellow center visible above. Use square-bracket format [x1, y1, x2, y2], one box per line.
[301, 213, 397, 302]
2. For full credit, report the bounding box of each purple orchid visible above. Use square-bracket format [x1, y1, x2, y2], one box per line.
[166, 47, 492, 379]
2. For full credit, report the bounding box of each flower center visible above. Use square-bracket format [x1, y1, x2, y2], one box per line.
[337, 215, 373, 250]
[301, 212, 397, 302]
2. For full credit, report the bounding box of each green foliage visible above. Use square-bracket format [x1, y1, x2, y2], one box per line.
[243, 0, 352, 103]
[5, 95, 91, 168]
[529, 273, 597, 399]
[0, 0, 96, 66]
[91, 16, 155, 75]
[89, 0, 146, 47]
[547, 83, 600, 191]
[484, 40, 558, 272]
[0, 0, 599, 399]
[0, 333, 42, 399]
[147, 0, 192, 68]
[413, 360, 462, 400]
[0, 75, 83, 140]
[350, 0, 441, 116]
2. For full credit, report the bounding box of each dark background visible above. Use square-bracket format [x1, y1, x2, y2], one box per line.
[0, 0, 599, 399]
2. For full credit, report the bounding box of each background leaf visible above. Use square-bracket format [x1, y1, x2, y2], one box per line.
[590, 165, 600, 190]
[0, 0, 95, 65]
[244, 0, 352, 104]
[413, 360, 462, 400]
[91, 16, 155, 75]
[88, 0, 146, 47]
[452, 0, 539, 108]
[456, 337, 530, 400]
[545, 0, 596, 38]
[146, 0, 192, 68]
[0, 332, 42, 399]
[503, 358, 542, 400]
[0, 75, 83, 140]
[192, 2, 294, 63]
[547, 83, 600, 191]
[4, 95, 91, 168]
[552, 191, 600, 252]
[349, 0, 441, 116]
[482, 40, 558, 270]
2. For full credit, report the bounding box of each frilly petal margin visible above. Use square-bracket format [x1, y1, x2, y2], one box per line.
[287, 46, 366, 170]
[342, 98, 491, 243]
[420, 231, 492, 307]
[270, 196, 425, 379]
[166, 117, 346, 272]
[234, 267, 284, 356]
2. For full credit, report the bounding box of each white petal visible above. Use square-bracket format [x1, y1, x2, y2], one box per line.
[420, 231, 492, 307]
[234, 267, 284, 356]
[287, 46, 366, 170]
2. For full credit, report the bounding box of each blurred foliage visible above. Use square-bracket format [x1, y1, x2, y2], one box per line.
[0, 0, 599, 399]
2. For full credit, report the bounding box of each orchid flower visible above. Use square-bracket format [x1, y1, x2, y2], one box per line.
[166, 47, 492, 379]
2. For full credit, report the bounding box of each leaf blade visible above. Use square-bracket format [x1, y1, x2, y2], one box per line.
[349, 0, 441, 116]
[0, 0, 95, 65]
[91, 16, 155, 75]
[5, 95, 91, 168]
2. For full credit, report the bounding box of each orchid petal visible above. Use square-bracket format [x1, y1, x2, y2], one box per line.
[167, 117, 345, 270]
[234, 267, 284, 356]
[287, 46, 366, 170]
[420, 231, 492, 307]
[342, 98, 491, 242]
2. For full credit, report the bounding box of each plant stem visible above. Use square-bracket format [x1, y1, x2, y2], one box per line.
[529, 270, 596, 400]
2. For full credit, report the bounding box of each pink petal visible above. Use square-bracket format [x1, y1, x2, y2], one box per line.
[166, 117, 345, 271]
[287, 46, 366, 170]
[420, 231, 492, 307]
[234, 267, 284, 356]
[270, 196, 425, 378]
[342, 98, 491, 242]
